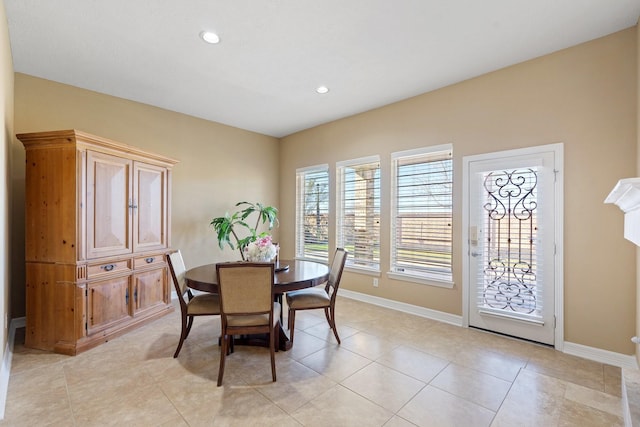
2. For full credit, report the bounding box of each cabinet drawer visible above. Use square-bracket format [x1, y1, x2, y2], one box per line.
[134, 255, 165, 269]
[87, 260, 131, 277]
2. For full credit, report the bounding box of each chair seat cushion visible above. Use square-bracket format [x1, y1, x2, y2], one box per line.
[286, 287, 330, 310]
[227, 302, 281, 327]
[187, 293, 220, 315]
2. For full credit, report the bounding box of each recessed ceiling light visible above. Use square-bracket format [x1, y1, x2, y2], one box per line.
[200, 31, 220, 44]
[316, 86, 329, 94]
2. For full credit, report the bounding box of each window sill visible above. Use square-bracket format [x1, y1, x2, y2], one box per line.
[387, 271, 454, 289]
[345, 265, 380, 276]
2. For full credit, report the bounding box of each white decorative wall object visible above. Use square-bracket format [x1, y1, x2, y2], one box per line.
[605, 178, 640, 247]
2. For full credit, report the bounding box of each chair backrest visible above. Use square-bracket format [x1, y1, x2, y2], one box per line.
[216, 262, 275, 315]
[167, 250, 188, 297]
[327, 248, 348, 297]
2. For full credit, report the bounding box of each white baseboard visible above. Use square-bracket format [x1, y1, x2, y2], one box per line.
[338, 289, 636, 369]
[563, 341, 638, 370]
[338, 288, 463, 327]
[0, 316, 25, 420]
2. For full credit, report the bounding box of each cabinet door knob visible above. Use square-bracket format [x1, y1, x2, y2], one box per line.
[101, 264, 115, 271]
[145, 257, 154, 264]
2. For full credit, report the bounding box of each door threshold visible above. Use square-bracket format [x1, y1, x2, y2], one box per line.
[469, 326, 553, 348]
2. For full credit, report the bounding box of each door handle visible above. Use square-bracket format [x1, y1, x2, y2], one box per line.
[471, 251, 482, 258]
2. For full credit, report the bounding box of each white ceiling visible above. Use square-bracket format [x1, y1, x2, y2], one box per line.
[4, 1, 640, 138]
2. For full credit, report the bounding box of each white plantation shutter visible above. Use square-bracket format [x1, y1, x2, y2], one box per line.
[296, 165, 329, 261]
[336, 156, 380, 271]
[391, 146, 453, 284]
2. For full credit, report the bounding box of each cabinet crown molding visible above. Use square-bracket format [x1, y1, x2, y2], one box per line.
[17, 129, 179, 168]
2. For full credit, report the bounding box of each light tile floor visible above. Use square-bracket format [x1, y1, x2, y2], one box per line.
[1, 296, 624, 426]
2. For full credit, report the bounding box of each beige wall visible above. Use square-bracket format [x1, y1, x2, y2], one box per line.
[1, 0, 14, 362]
[12, 74, 280, 318]
[281, 28, 638, 355]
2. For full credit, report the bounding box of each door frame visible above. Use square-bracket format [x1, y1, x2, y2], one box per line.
[461, 143, 564, 350]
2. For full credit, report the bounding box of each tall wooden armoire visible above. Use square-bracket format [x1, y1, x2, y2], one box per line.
[18, 130, 178, 355]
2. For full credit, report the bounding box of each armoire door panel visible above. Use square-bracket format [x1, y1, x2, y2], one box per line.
[87, 276, 132, 334]
[133, 267, 167, 315]
[133, 162, 167, 252]
[86, 151, 132, 259]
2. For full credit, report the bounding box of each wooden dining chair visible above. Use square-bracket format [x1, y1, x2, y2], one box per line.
[216, 262, 280, 386]
[286, 248, 347, 344]
[167, 251, 221, 358]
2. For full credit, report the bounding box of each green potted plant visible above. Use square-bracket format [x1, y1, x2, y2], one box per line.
[210, 201, 278, 260]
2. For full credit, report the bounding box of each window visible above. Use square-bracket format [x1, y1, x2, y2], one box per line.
[296, 165, 329, 261]
[390, 145, 453, 286]
[336, 156, 381, 271]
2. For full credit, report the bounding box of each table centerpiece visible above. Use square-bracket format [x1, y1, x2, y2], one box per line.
[210, 201, 278, 261]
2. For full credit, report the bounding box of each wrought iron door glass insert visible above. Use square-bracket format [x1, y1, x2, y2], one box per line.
[481, 168, 540, 317]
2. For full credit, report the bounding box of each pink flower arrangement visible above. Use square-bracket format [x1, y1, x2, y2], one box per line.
[244, 235, 278, 262]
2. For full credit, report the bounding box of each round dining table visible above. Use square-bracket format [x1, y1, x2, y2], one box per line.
[184, 259, 330, 351]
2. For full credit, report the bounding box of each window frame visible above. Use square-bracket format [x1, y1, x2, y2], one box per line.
[389, 145, 454, 288]
[336, 155, 381, 273]
[295, 164, 330, 262]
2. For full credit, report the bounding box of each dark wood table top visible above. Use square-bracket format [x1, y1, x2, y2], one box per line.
[185, 259, 330, 294]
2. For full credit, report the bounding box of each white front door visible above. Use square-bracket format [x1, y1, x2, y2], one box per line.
[463, 144, 562, 346]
